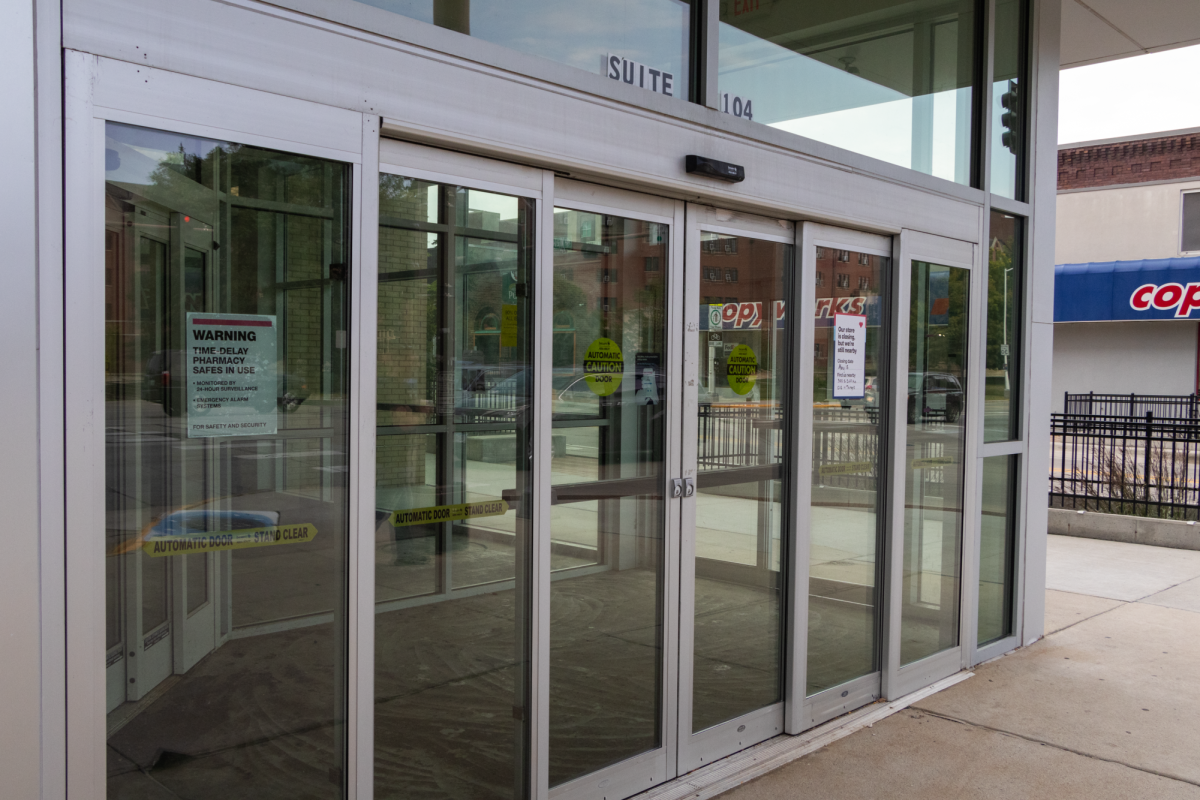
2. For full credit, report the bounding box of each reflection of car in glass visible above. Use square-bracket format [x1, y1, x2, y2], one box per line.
[838, 377, 879, 409]
[141, 350, 309, 416]
[459, 360, 523, 396]
[554, 373, 596, 403]
[908, 372, 963, 423]
[472, 368, 588, 403]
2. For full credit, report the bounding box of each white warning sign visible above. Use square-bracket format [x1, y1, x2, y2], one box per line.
[832, 313, 866, 399]
[187, 313, 278, 438]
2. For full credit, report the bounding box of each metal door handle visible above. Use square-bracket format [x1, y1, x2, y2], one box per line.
[683, 477, 695, 498]
[671, 478, 684, 498]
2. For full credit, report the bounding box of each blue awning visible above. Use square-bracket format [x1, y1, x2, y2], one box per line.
[1055, 257, 1200, 322]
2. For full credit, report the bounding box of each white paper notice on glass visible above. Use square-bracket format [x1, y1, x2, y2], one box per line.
[186, 312, 278, 438]
[832, 313, 867, 399]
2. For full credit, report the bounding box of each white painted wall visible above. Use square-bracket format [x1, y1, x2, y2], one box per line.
[1056, 179, 1200, 264]
[1051, 320, 1197, 410]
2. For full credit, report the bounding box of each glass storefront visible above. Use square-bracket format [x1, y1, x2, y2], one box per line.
[979, 455, 1018, 646]
[692, 233, 791, 732]
[547, 209, 669, 785]
[717, 0, 980, 184]
[98, 138, 996, 794]
[104, 122, 352, 797]
[807, 246, 890, 695]
[900, 261, 969, 665]
[89, 91, 1023, 800]
[985, 211, 1024, 443]
[374, 176, 536, 799]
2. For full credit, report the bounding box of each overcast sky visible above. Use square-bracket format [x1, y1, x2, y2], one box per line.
[1058, 43, 1200, 144]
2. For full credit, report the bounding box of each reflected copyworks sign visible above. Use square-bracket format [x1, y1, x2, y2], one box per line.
[701, 301, 786, 330]
[832, 314, 866, 399]
[187, 313, 277, 438]
[698, 297, 881, 330]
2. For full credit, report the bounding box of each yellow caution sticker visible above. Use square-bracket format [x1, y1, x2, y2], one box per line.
[143, 524, 317, 557]
[912, 456, 955, 469]
[391, 499, 509, 528]
[819, 461, 874, 477]
[583, 337, 624, 397]
[501, 305, 518, 347]
[725, 344, 758, 396]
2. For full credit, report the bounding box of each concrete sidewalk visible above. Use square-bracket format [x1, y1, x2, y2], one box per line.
[722, 535, 1200, 800]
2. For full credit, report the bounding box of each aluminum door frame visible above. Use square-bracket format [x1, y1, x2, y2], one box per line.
[677, 204, 795, 774]
[63, 52, 370, 800]
[884, 229, 981, 701]
[791, 222, 895, 732]
[547, 178, 686, 800]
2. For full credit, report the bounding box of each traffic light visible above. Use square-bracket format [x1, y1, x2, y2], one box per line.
[1000, 80, 1020, 155]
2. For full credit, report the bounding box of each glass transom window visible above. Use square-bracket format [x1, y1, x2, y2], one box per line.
[718, 0, 980, 185]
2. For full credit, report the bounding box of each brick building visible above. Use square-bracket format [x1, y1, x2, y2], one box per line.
[1058, 131, 1200, 191]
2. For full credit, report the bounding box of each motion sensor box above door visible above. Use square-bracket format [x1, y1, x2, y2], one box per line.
[685, 155, 745, 183]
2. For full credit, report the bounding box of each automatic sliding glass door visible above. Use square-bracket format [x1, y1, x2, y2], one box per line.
[546, 182, 683, 800]
[799, 224, 894, 727]
[900, 261, 970, 664]
[678, 208, 794, 772]
[547, 206, 669, 787]
[885, 232, 976, 698]
[373, 173, 537, 800]
[360, 145, 985, 800]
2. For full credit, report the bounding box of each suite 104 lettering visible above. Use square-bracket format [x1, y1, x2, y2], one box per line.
[605, 54, 674, 97]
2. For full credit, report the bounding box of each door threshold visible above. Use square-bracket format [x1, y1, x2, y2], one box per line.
[636, 671, 973, 800]
[106, 674, 184, 737]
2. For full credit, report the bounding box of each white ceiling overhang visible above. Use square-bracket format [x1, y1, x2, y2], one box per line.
[1061, 0, 1200, 68]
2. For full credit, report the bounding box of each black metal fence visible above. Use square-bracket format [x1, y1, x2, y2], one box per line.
[812, 408, 880, 492]
[697, 404, 783, 470]
[1064, 392, 1200, 421]
[1050, 410, 1200, 519]
[695, 406, 881, 490]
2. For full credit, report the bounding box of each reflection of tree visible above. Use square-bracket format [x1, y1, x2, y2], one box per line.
[908, 264, 969, 377]
[554, 270, 594, 368]
[986, 239, 1015, 371]
[380, 173, 420, 209]
[146, 143, 207, 187]
[634, 278, 665, 354]
[946, 267, 969, 374]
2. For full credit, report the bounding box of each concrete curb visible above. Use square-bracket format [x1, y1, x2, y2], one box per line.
[1048, 508, 1200, 550]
